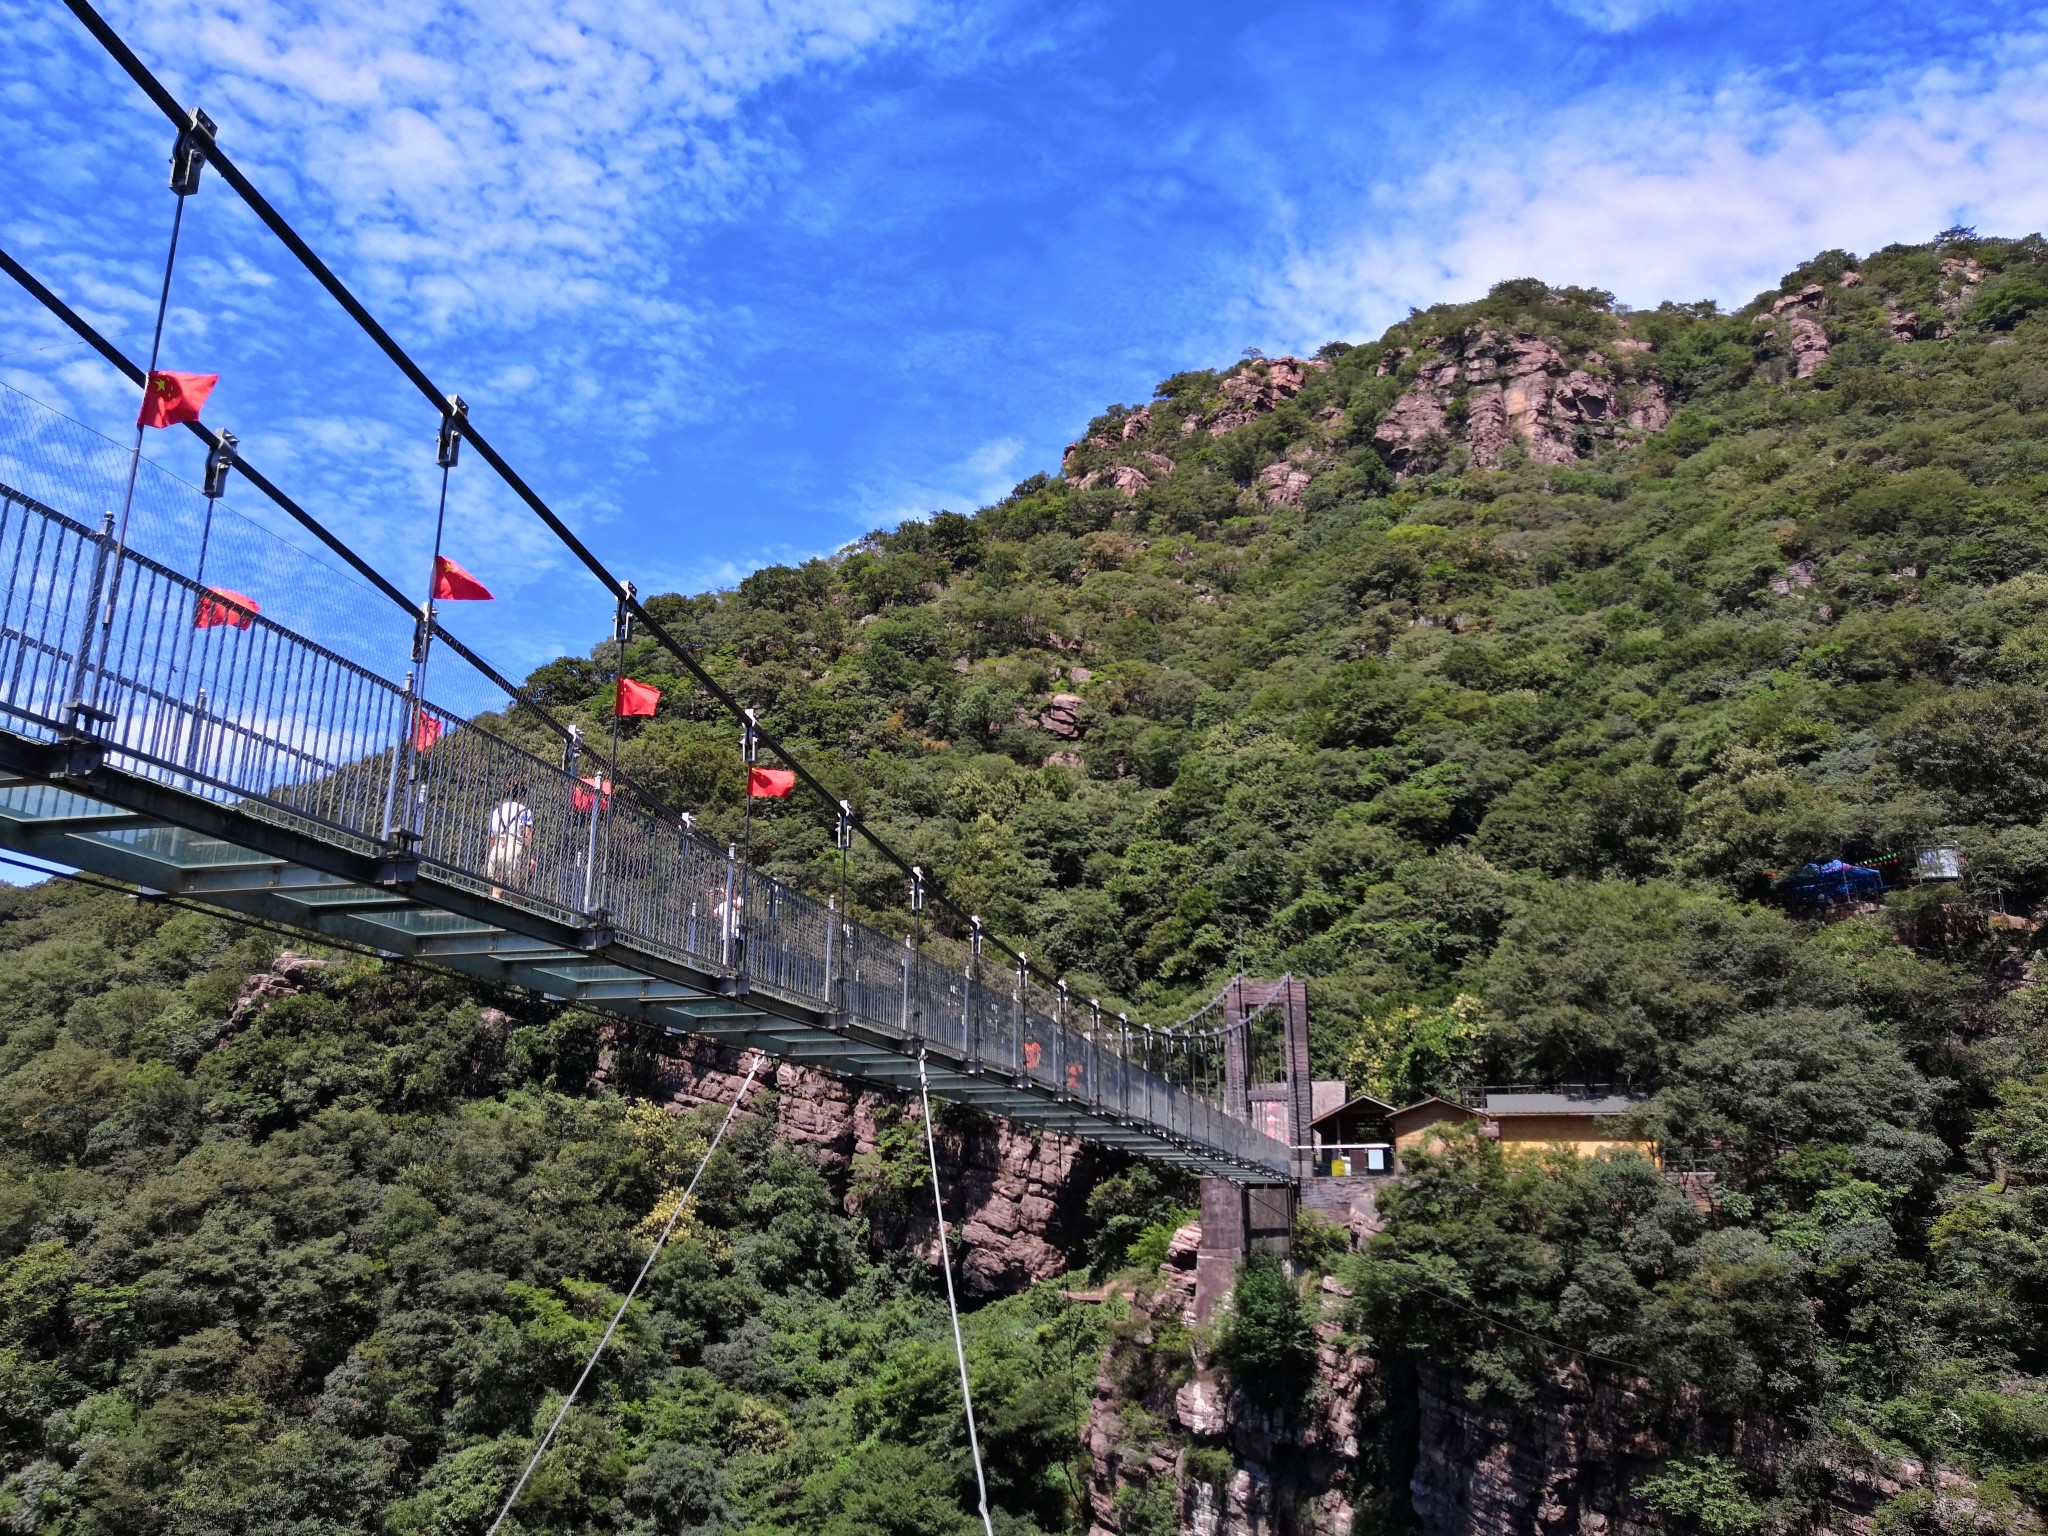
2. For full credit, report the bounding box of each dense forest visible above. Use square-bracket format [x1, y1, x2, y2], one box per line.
[10, 229, 2048, 1532]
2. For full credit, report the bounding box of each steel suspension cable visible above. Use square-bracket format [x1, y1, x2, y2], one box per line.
[55, 0, 1051, 977]
[918, 1049, 997, 1536]
[485, 1049, 767, 1536]
[0, 245, 688, 819]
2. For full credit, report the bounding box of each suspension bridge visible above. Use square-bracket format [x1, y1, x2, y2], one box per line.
[0, 450, 1293, 1184]
[0, 6, 1307, 1190]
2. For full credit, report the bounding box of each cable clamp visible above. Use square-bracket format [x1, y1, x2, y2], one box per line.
[202, 429, 237, 500]
[170, 108, 216, 196]
[435, 395, 467, 469]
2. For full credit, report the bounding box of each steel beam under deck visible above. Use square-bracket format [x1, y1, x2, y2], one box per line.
[0, 744, 1291, 1181]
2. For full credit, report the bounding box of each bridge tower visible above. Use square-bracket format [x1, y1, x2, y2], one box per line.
[1194, 976, 1312, 1320]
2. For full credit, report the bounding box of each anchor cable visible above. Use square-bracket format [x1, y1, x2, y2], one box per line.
[485, 1049, 768, 1536]
[918, 1050, 997, 1536]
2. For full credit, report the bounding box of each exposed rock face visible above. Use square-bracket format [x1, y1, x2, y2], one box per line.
[1753, 282, 1851, 378]
[626, 1032, 1102, 1296]
[1785, 316, 1831, 377]
[1407, 1358, 1974, 1536]
[1084, 1237, 1953, 1536]
[1937, 255, 1987, 336]
[222, 950, 344, 1037]
[1753, 283, 1834, 378]
[1373, 331, 1670, 474]
[1040, 692, 1086, 739]
[1196, 357, 1329, 437]
[1083, 1240, 1371, 1536]
[1256, 459, 1314, 506]
[1076, 464, 1152, 497]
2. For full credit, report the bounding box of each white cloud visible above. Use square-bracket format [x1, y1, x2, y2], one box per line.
[961, 433, 1022, 482]
[1254, 32, 2048, 346]
[1547, 0, 1703, 33]
[56, 0, 935, 458]
[108, 0, 927, 326]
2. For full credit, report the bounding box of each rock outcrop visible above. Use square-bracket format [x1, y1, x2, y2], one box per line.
[1083, 1234, 1373, 1536]
[1373, 330, 1670, 474]
[623, 1031, 1103, 1296]
[1936, 254, 1987, 337]
[1407, 1357, 2006, 1536]
[1081, 1225, 1964, 1536]
[221, 950, 345, 1037]
[1754, 282, 1833, 378]
[1040, 692, 1086, 739]
[1189, 357, 1329, 438]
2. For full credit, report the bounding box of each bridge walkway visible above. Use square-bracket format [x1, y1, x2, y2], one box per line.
[0, 474, 1290, 1181]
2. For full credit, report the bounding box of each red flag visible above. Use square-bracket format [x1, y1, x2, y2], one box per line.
[413, 710, 444, 751]
[194, 587, 258, 630]
[137, 371, 217, 429]
[573, 774, 613, 814]
[748, 767, 796, 799]
[615, 677, 661, 718]
[431, 556, 493, 601]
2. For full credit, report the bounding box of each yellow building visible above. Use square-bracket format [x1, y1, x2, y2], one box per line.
[1389, 1096, 1483, 1163]
[1484, 1091, 1658, 1164]
[1390, 1091, 1656, 1170]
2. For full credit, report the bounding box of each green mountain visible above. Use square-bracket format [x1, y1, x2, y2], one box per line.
[11, 228, 2048, 1533]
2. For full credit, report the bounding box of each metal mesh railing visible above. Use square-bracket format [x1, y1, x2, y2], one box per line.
[0, 427, 1294, 1174]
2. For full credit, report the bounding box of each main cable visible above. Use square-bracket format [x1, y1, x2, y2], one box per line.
[57, 0, 1043, 975]
[919, 1049, 997, 1536]
[0, 245, 686, 823]
[485, 1049, 767, 1536]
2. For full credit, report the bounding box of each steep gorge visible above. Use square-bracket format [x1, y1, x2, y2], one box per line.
[13, 231, 2048, 1533]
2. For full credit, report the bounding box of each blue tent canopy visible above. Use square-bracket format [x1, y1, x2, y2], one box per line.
[1780, 859, 1885, 904]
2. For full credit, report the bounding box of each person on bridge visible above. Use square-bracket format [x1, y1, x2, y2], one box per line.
[709, 881, 745, 964]
[487, 779, 534, 896]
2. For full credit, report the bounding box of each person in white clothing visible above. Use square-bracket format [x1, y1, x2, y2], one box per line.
[486, 779, 534, 895]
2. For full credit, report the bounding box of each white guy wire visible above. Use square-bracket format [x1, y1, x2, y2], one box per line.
[486, 1049, 767, 1536]
[919, 1048, 998, 1536]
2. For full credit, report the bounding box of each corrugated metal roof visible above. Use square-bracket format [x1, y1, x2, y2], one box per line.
[1483, 1091, 1647, 1116]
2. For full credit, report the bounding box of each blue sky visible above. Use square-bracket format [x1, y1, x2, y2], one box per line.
[2, 0, 2046, 685]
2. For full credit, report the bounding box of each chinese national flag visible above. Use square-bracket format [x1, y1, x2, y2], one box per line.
[137, 371, 217, 429]
[747, 767, 797, 799]
[615, 677, 661, 718]
[573, 775, 612, 814]
[431, 556, 493, 601]
[194, 587, 258, 630]
[412, 710, 444, 751]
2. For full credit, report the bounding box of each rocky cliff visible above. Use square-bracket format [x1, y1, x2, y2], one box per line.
[1053, 256, 1989, 510]
[610, 1026, 1108, 1295]
[1072, 1217, 2008, 1536]
[1081, 1224, 1376, 1536]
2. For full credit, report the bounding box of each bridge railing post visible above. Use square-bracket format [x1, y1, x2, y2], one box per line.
[1088, 999, 1102, 1112]
[900, 935, 915, 1039]
[1013, 954, 1027, 1083]
[1055, 980, 1069, 1101]
[825, 896, 839, 1017]
[720, 844, 739, 972]
[61, 512, 116, 736]
[378, 669, 412, 844]
[1118, 1013, 1131, 1123]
